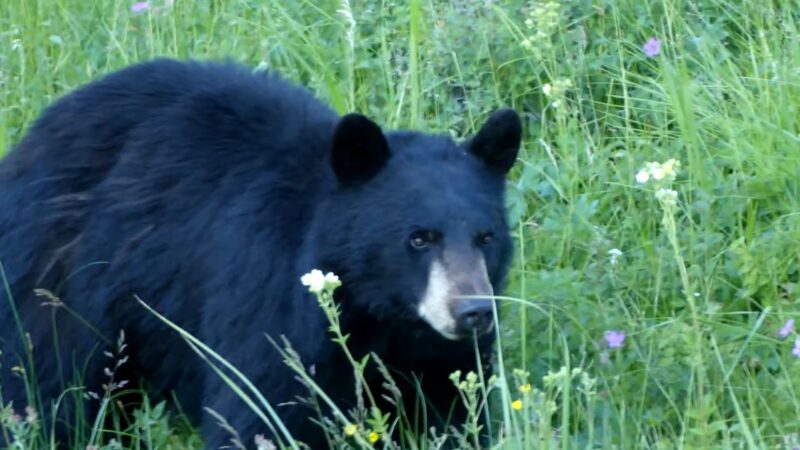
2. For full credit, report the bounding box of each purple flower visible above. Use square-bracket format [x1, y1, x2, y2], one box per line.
[130, 1, 150, 13]
[779, 319, 795, 339]
[642, 37, 661, 57]
[604, 330, 625, 349]
[793, 337, 800, 358]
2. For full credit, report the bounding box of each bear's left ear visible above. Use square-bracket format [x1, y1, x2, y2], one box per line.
[467, 108, 522, 175]
[331, 113, 391, 186]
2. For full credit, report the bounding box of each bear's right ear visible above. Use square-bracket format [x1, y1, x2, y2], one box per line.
[331, 113, 391, 186]
[467, 108, 522, 175]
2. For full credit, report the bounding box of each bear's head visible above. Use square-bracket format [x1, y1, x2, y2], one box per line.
[308, 108, 521, 341]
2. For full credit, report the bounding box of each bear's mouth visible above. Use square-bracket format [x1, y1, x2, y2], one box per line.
[425, 308, 495, 341]
[417, 316, 495, 341]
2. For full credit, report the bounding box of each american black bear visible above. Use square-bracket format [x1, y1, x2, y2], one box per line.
[0, 58, 521, 448]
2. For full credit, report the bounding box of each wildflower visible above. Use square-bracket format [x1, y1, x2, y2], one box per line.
[511, 399, 523, 410]
[651, 165, 665, 180]
[662, 158, 678, 174]
[643, 37, 661, 57]
[608, 248, 623, 266]
[654, 188, 678, 206]
[521, 1, 561, 54]
[130, 1, 150, 13]
[541, 79, 572, 110]
[301, 270, 325, 292]
[542, 366, 569, 387]
[779, 319, 795, 339]
[543, 79, 572, 97]
[24, 405, 38, 424]
[300, 269, 340, 293]
[793, 337, 800, 358]
[783, 432, 800, 450]
[604, 330, 625, 349]
[344, 423, 358, 436]
[324, 271, 340, 286]
[579, 371, 597, 393]
[368, 431, 380, 443]
[637, 159, 680, 185]
[254, 434, 277, 450]
[518, 383, 532, 393]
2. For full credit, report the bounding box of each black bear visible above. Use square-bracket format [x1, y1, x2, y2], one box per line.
[0, 58, 521, 448]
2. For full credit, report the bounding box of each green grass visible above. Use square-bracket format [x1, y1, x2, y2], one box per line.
[2, 0, 800, 448]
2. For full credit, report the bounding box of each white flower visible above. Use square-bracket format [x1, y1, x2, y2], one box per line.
[651, 166, 665, 180]
[324, 272, 340, 286]
[655, 188, 678, 205]
[301, 269, 341, 293]
[254, 434, 277, 450]
[608, 248, 623, 266]
[635, 158, 681, 185]
[542, 83, 552, 96]
[300, 269, 326, 293]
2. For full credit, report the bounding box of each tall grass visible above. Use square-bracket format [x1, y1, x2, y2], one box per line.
[1, 0, 799, 448]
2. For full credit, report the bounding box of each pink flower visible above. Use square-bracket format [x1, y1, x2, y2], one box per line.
[130, 2, 150, 13]
[642, 37, 661, 57]
[779, 319, 795, 339]
[604, 330, 625, 349]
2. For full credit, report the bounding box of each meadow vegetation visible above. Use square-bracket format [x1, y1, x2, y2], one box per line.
[1, 0, 799, 448]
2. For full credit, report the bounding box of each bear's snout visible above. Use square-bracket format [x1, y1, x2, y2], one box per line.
[418, 256, 496, 340]
[453, 298, 494, 337]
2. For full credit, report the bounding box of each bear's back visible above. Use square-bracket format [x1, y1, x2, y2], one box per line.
[0, 59, 340, 313]
[1, 59, 338, 187]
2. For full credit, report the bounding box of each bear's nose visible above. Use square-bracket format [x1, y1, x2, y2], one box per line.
[454, 299, 494, 337]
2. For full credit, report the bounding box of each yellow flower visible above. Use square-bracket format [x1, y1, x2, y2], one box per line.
[368, 431, 380, 443]
[662, 158, 678, 175]
[344, 423, 358, 436]
[518, 383, 532, 393]
[511, 399, 523, 410]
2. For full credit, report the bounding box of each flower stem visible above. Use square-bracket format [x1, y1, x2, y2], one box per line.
[661, 205, 708, 439]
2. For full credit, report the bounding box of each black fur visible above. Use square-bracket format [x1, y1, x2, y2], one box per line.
[0, 58, 521, 449]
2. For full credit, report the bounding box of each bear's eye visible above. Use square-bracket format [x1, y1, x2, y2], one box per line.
[477, 231, 494, 246]
[409, 230, 437, 249]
